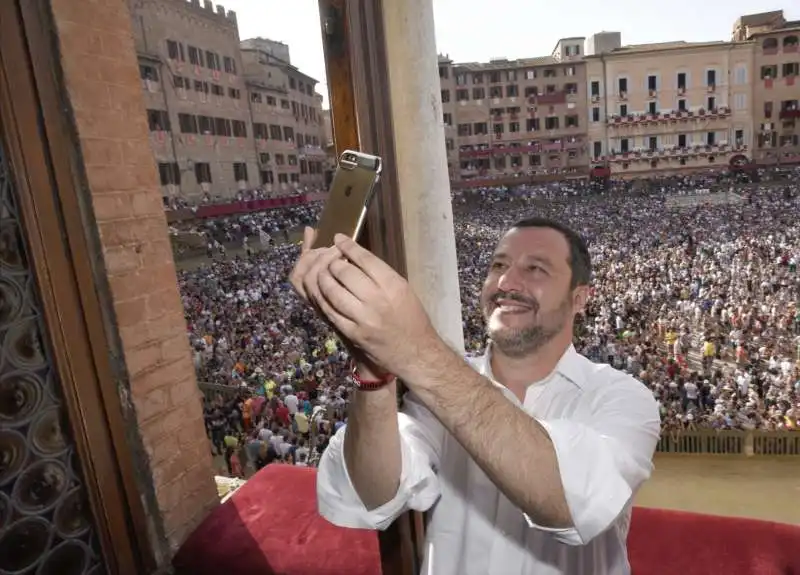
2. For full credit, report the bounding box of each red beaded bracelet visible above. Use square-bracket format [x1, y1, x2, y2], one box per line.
[351, 363, 396, 391]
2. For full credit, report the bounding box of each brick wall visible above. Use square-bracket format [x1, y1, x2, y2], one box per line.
[49, 0, 218, 558]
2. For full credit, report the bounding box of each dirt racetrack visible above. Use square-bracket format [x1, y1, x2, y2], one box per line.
[636, 454, 800, 525]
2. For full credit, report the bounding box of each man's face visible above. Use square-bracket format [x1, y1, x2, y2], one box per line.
[480, 226, 587, 357]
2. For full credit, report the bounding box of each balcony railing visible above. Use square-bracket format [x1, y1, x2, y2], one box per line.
[602, 141, 745, 164]
[459, 139, 583, 158]
[529, 92, 567, 105]
[608, 107, 731, 126]
[779, 108, 800, 120]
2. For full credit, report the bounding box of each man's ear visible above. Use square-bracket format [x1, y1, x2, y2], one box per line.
[572, 285, 590, 315]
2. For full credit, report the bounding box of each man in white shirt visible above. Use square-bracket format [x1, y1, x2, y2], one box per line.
[290, 219, 660, 575]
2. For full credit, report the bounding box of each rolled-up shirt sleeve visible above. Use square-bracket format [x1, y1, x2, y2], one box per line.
[524, 373, 661, 546]
[317, 393, 445, 530]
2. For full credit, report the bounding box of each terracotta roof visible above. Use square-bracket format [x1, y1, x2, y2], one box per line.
[453, 56, 562, 71]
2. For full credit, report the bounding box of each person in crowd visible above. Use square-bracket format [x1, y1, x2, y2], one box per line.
[183, 166, 800, 485]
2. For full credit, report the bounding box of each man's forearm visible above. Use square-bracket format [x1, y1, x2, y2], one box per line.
[343, 382, 403, 510]
[399, 339, 572, 528]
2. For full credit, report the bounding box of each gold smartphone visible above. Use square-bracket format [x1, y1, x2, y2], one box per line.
[312, 150, 382, 248]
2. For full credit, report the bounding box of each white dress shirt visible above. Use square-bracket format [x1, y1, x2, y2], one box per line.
[317, 345, 661, 575]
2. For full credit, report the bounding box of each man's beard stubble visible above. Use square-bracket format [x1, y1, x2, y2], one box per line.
[485, 291, 573, 358]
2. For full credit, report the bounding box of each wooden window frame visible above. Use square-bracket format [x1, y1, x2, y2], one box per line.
[317, 1, 421, 573]
[0, 1, 160, 572]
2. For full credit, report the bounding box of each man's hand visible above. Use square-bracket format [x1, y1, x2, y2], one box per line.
[289, 227, 337, 302]
[289, 228, 387, 378]
[309, 233, 439, 378]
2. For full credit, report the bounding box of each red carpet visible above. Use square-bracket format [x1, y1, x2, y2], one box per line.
[173, 465, 800, 575]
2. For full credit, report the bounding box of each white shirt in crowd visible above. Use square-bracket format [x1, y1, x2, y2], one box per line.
[285, 393, 299, 414]
[317, 346, 661, 575]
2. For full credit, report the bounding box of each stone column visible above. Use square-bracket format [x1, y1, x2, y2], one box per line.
[380, 0, 464, 352]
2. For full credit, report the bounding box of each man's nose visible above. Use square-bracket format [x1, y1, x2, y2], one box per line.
[497, 265, 523, 292]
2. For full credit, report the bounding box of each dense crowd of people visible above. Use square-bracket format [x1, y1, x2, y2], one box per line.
[181, 167, 800, 476]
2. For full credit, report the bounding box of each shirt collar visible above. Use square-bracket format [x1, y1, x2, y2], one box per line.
[477, 343, 585, 390]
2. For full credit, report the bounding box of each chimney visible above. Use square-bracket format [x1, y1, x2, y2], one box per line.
[203, 0, 212, 10]
[216, 4, 225, 16]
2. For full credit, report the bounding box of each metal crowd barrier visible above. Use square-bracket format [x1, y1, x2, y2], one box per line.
[657, 430, 800, 456]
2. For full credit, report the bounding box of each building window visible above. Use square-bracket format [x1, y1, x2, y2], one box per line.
[544, 117, 559, 130]
[438, 66, 449, 79]
[707, 96, 716, 111]
[677, 72, 687, 90]
[205, 51, 221, 71]
[618, 77, 627, 94]
[260, 170, 273, 184]
[735, 65, 747, 84]
[224, 56, 237, 74]
[288, 155, 298, 166]
[619, 104, 628, 117]
[706, 132, 716, 146]
[197, 115, 213, 135]
[706, 69, 716, 86]
[139, 65, 158, 82]
[565, 115, 579, 128]
[648, 136, 658, 150]
[783, 62, 800, 77]
[456, 89, 469, 101]
[677, 99, 686, 112]
[283, 126, 294, 142]
[489, 71, 501, 83]
[678, 134, 687, 148]
[647, 75, 657, 91]
[158, 162, 180, 185]
[259, 153, 270, 164]
[473, 73, 484, 84]
[232, 120, 247, 138]
[764, 102, 773, 118]
[228, 88, 240, 99]
[233, 162, 248, 182]
[146, 109, 170, 131]
[593, 141, 602, 158]
[278, 173, 289, 184]
[211, 84, 224, 96]
[300, 160, 308, 174]
[441, 90, 450, 103]
[188, 46, 203, 66]
[194, 162, 211, 183]
[761, 65, 778, 79]
[526, 118, 540, 131]
[509, 122, 520, 133]
[506, 85, 519, 98]
[590, 81, 600, 97]
[166, 39, 184, 61]
[269, 125, 283, 140]
[178, 113, 197, 134]
[648, 102, 657, 114]
[592, 107, 600, 122]
[620, 138, 630, 153]
[443, 113, 452, 126]
[525, 70, 536, 80]
[734, 129, 744, 146]
[472, 87, 485, 100]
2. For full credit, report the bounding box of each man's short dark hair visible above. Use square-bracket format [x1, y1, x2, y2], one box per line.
[509, 217, 591, 288]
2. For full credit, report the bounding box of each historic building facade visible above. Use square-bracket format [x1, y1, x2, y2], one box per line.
[127, 0, 327, 199]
